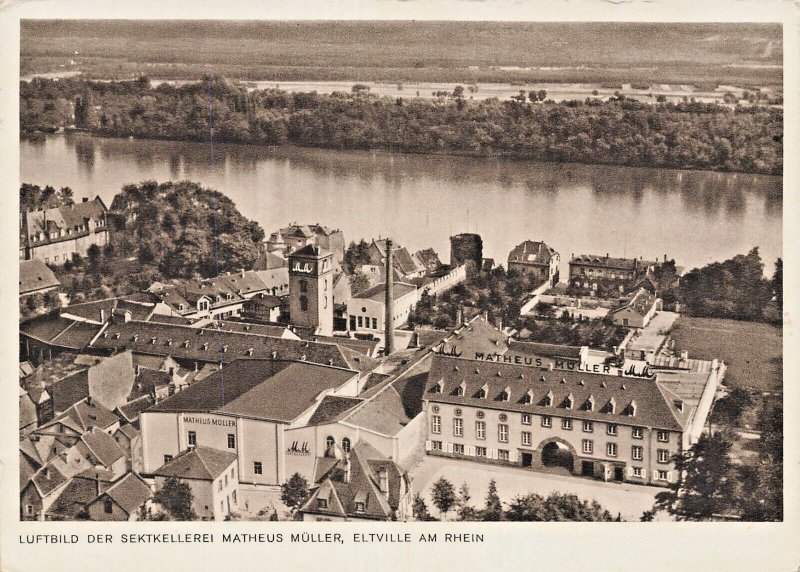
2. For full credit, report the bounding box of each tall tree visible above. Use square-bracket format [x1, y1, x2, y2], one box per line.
[652, 433, 735, 520]
[772, 258, 782, 315]
[482, 479, 503, 521]
[430, 477, 457, 519]
[412, 493, 437, 521]
[456, 483, 480, 521]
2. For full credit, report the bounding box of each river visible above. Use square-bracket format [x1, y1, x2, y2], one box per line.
[20, 133, 782, 276]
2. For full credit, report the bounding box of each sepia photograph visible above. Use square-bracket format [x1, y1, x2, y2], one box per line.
[2, 1, 797, 570]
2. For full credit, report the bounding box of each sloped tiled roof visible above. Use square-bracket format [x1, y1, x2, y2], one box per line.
[508, 240, 558, 266]
[153, 446, 237, 481]
[91, 320, 352, 369]
[507, 340, 584, 360]
[97, 472, 152, 515]
[355, 282, 417, 302]
[30, 463, 68, 498]
[613, 288, 659, 316]
[45, 469, 115, 519]
[61, 297, 154, 323]
[20, 259, 60, 295]
[116, 394, 155, 424]
[307, 396, 363, 426]
[81, 427, 126, 467]
[148, 359, 357, 423]
[570, 254, 656, 271]
[424, 355, 687, 431]
[49, 369, 90, 413]
[46, 398, 121, 433]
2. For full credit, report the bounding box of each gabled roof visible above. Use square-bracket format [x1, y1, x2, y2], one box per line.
[148, 359, 357, 423]
[116, 394, 155, 424]
[424, 355, 687, 431]
[613, 288, 659, 316]
[49, 369, 90, 413]
[301, 441, 406, 520]
[153, 446, 237, 481]
[94, 472, 152, 515]
[24, 197, 107, 236]
[45, 468, 115, 519]
[30, 463, 68, 498]
[46, 398, 120, 433]
[81, 427, 126, 467]
[20, 259, 60, 295]
[508, 240, 558, 266]
[115, 423, 139, 441]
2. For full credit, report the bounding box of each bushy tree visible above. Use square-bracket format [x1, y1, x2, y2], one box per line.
[280, 473, 310, 513]
[430, 477, 456, 519]
[152, 476, 196, 521]
[652, 433, 735, 520]
[505, 492, 613, 521]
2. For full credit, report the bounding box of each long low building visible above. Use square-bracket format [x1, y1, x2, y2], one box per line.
[140, 358, 361, 515]
[422, 354, 717, 486]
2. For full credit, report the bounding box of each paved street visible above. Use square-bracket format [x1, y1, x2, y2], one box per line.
[410, 456, 667, 521]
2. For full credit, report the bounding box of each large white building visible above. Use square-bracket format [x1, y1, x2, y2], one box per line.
[140, 358, 361, 514]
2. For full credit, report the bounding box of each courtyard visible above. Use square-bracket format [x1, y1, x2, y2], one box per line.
[410, 455, 666, 522]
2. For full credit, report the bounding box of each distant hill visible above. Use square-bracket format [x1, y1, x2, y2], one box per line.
[20, 21, 782, 86]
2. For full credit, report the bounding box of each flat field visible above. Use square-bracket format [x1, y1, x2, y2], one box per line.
[670, 316, 782, 392]
[20, 21, 782, 87]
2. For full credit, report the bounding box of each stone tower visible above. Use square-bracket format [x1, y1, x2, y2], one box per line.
[288, 244, 334, 336]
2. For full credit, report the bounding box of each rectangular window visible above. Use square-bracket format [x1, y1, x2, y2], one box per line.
[632, 467, 643, 478]
[253, 461, 263, 475]
[232, 490, 237, 504]
[562, 418, 573, 430]
[218, 481, 223, 492]
[607, 424, 618, 436]
[498, 424, 509, 443]
[432, 441, 442, 451]
[227, 434, 236, 449]
[657, 449, 670, 463]
[318, 498, 328, 509]
[164, 454, 173, 464]
[632, 446, 643, 461]
[521, 431, 531, 446]
[26, 505, 33, 515]
[371, 318, 377, 329]
[357, 316, 363, 328]
[521, 413, 532, 425]
[224, 475, 228, 486]
[188, 431, 196, 446]
[453, 418, 463, 437]
[475, 446, 486, 457]
[632, 427, 644, 439]
[431, 415, 441, 434]
[582, 439, 593, 454]
[350, 316, 357, 330]
[657, 431, 669, 443]
[606, 442, 618, 457]
[583, 420, 593, 433]
[497, 449, 510, 461]
[453, 443, 465, 454]
[657, 470, 669, 481]
[475, 421, 486, 440]
[541, 415, 552, 428]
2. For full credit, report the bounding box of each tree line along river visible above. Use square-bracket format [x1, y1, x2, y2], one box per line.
[21, 132, 782, 276]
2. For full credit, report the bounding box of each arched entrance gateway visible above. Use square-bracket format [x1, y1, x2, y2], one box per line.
[534, 437, 580, 474]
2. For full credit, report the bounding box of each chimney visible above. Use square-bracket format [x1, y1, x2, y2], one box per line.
[378, 467, 389, 495]
[95, 472, 101, 497]
[240, 268, 245, 278]
[343, 454, 351, 484]
[456, 307, 463, 325]
[496, 316, 503, 332]
[384, 238, 395, 356]
[99, 309, 105, 322]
